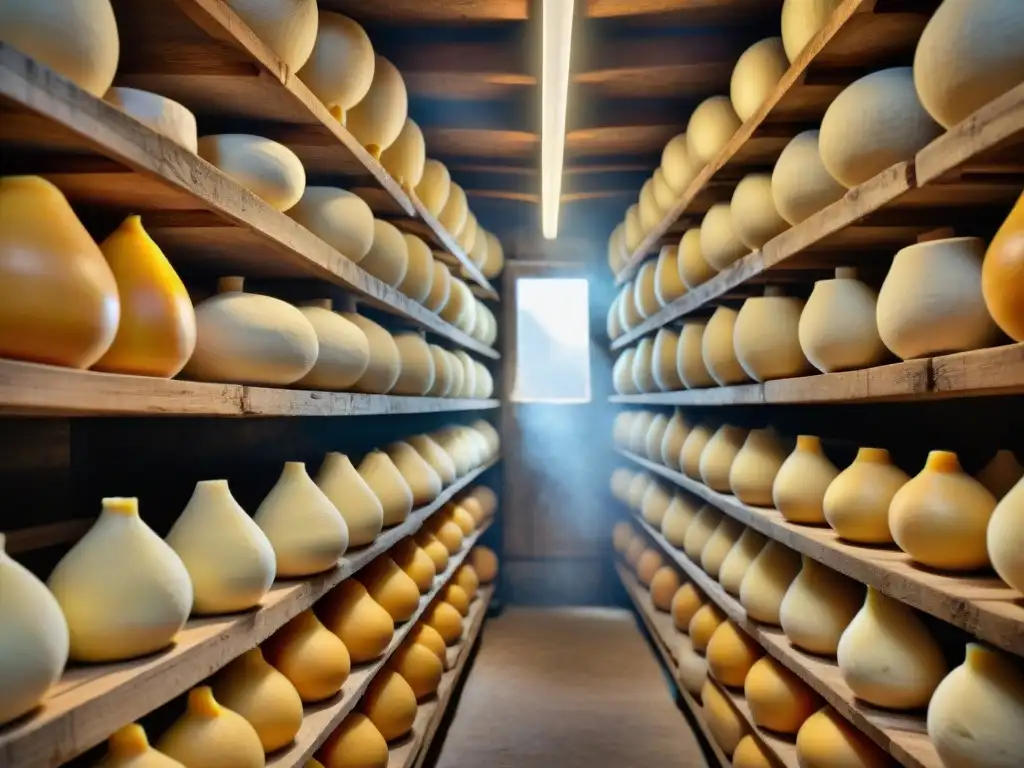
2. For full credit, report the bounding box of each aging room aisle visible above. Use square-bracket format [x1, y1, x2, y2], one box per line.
[430, 608, 708, 768]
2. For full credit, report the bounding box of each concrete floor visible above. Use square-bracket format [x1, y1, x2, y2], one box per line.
[431, 607, 708, 768]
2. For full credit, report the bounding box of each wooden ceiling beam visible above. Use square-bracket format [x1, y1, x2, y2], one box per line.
[319, 0, 529, 23]
[585, 0, 781, 22]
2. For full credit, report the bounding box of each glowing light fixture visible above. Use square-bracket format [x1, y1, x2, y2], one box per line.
[541, 0, 574, 240]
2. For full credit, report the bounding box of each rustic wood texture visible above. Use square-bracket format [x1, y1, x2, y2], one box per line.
[0, 44, 497, 355]
[0, 463, 498, 768]
[608, 345, 1024, 405]
[387, 585, 493, 768]
[321, 0, 529, 21]
[618, 450, 1024, 658]
[627, 513, 943, 768]
[2, 520, 93, 555]
[265, 526, 491, 768]
[0, 360, 501, 417]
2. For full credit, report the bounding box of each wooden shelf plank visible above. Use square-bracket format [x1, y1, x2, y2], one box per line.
[0, 43, 498, 358]
[388, 584, 494, 768]
[106, 0, 497, 298]
[0, 360, 501, 417]
[614, 0, 938, 285]
[0, 459, 499, 768]
[609, 344, 1024, 405]
[266, 528, 491, 768]
[616, 564, 732, 768]
[625, 513, 942, 768]
[616, 449, 1024, 657]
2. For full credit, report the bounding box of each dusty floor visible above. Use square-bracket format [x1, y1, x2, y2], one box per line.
[432, 607, 708, 768]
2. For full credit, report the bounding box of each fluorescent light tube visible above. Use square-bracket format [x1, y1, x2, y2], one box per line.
[541, 0, 573, 240]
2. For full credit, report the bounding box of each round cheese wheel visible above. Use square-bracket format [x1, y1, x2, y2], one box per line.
[706, 620, 762, 688]
[416, 160, 451, 217]
[781, 0, 844, 62]
[687, 97, 741, 164]
[360, 219, 409, 287]
[678, 228, 718, 289]
[650, 567, 681, 611]
[639, 179, 664, 232]
[198, 134, 306, 212]
[744, 656, 820, 733]
[671, 582, 703, 631]
[226, 0, 318, 70]
[652, 168, 679, 212]
[624, 204, 644, 253]
[347, 56, 408, 154]
[634, 261, 660, 318]
[689, 604, 725, 653]
[636, 549, 664, 586]
[772, 130, 846, 225]
[439, 184, 469, 238]
[700, 203, 747, 272]
[661, 133, 702, 194]
[797, 707, 891, 768]
[392, 332, 435, 396]
[397, 234, 434, 303]
[380, 118, 426, 187]
[819, 68, 942, 188]
[730, 38, 788, 121]
[424, 260, 452, 313]
[457, 212, 479, 256]
[287, 187, 374, 261]
[106, 88, 198, 153]
[702, 680, 747, 755]
[342, 314, 401, 394]
[731, 173, 789, 250]
[295, 300, 370, 390]
[296, 11, 374, 114]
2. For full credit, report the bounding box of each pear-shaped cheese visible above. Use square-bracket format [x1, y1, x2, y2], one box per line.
[48, 498, 192, 662]
[702, 679, 747, 755]
[700, 425, 749, 492]
[976, 450, 1024, 500]
[637, 549, 665, 586]
[316, 579, 394, 663]
[730, 172, 788, 250]
[340, 314, 401, 394]
[347, 56, 408, 154]
[627, 472, 652, 511]
[456, 564, 480, 600]
[678, 641, 709, 698]
[381, 118, 426, 187]
[211, 648, 303, 753]
[392, 332, 435, 396]
[837, 588, 947, 709]
[700, 517, 745, 579]
[641, 482, 672, 528]
[387, 442, 442, 506]
[197, 135, 306, 211]
[661, 411, 691, 470]
[771, 129, 846, 225]
[444, 504, 476, 537]
[739, 540, 801, 625]
[672, 583, 704, 631]
[614, 412, 633, 448]
[389, 640, 443, 701]
[734, 288, 812, 382]
[702, 305, 751, 386]
[427, 348, 454, 397]
[441, 583, 470, 617]
[989, 477, 1024, 594]
[167, 480, 276, 615]
[628, 412, 655, 456]
[730, 428, 788, 507]
[679, 227, 718, 290]
[653, 329, 684, 392]
[318, 712, 388, 768]
[96, 724, 184, 768]
[662, 494, 701, 547]
[655, 244, 687, 306]
[644, 414, 670, 462]
[733, 735, 774, 768]
[0, 533, 69, 725]
[295, 300, 371, 390]
[361, 669, 417, 741]
[358, 451, 414, 526]
[391, 538, 437, 594]
[719, 528, 766, 596]
[453, 350, 479, 397]
[468, 485, 498, 519]
[700, 202, 747, 272]
[626, 538, 646, 569]
[613, 348, 639, 395]
[634, 262, 661, 319]
[796, 707, 890, 768]
[780, 556, 863, 657]
[410, 624, 448, 665]
[287, 187, 374, 262]
[255, 462, 349, 577]
[677, 322, 716, 389]
[185, 277, 318, 385]
[823, 447, 908, 544]
[358, 556, 421, 623]
[157, 687, 264, 767]
[890, 450, 997, 571]
[689, 604, 726, 652]
[744, 656, 820, 734]
[613, 521, 635, 552]
[315, 453, 385, 548]
[707, 620, 763, 688]
[632, 338, 657, 394]
[426, 515, 465, 554]
[773, 435, 839, 523]
[416, 160, 451, 218]
[425, 600, 464, 645]
[684, 505, 723, 562]
[416, 531, 450, 573]
[927, 643, 1024, 768]
[650, 567, 682, 611]
[264, 610, 351, 702]
[681, 424, 714, 480]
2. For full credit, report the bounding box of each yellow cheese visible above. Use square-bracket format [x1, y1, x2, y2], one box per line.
[263, 611, 351, 703]
[671, 583, 704, 631]
[156, 687, 263, 768]
[361, 670, 418, 741]
[95, 724, 183, 768]
[358, 556, 421, 623]
[796, 707, 890, 768]
[650, 567, 682, 611]
[744, 656, 820, 733]
[689, 604, 726, 653]
[318, 713, 388, 768]
[316, 579, 394, 663]
[388, 641, 443, 701]
[702, 679, 747, 755]
[706, 620, 763, 688]
[211, 648, 303, 752]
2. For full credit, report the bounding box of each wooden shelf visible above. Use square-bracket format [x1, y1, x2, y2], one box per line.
[609, 343, 1024, 406]
[0, 360, 501, 418]
[626, 514, 941, 768]
[388, 584, 494, 768]
[0, 43, 499, 358]
[107, 0, 497, 299]
[266, 527, 491, 768]
[616, 448, 1024, 658]
[616, 564, 731, 768]
[0, 459, 499, 768]
[610, 81, 1024, 350]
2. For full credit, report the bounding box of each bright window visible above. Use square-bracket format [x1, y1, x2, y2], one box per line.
[512, 278, 591, 403]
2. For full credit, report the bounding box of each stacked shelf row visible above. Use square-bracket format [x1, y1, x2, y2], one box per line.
[0, 458, 499, 768]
